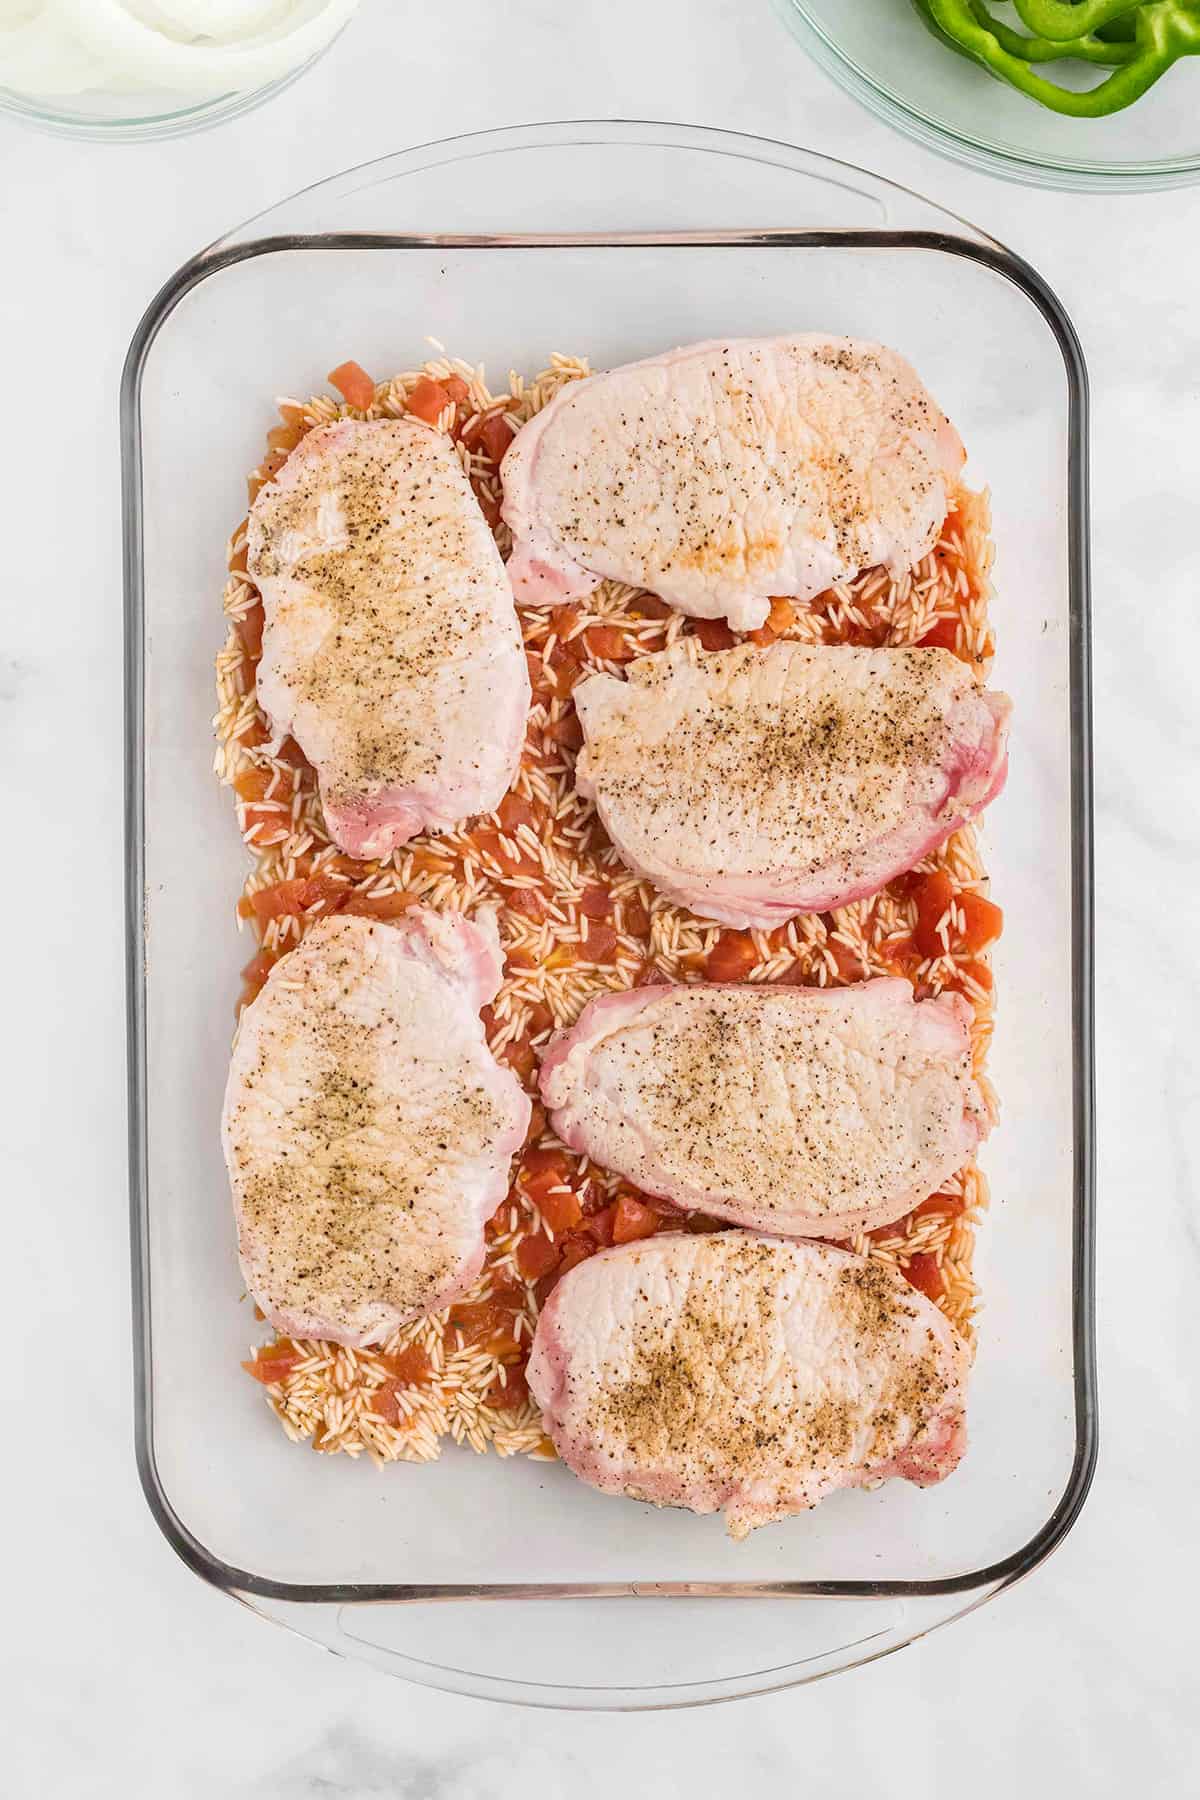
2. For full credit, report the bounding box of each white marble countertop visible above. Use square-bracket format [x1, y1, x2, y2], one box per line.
[3, 1, 1198, 1791]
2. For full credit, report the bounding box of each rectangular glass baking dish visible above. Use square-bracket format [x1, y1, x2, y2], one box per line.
[123, 122, 1095, 1708]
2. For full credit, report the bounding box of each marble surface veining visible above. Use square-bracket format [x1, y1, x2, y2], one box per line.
[2, 0, 1198, 1793]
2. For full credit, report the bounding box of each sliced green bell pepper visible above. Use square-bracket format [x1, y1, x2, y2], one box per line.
[925, 0, 1200, 114]
[911, 0, 1136, 66]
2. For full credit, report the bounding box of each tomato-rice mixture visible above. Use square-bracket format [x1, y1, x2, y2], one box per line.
[213, 350, 1002, 1467]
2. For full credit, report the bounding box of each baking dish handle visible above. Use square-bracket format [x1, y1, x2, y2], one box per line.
[209, 119, 1004, 252]
[241, 1586, 1002, 1709]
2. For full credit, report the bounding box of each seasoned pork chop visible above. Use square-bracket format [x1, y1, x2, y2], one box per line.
[574, 641, 1010, 927]
[540, 978, 987, 1238]
[248, 417, 529, 860]
[222, 909, 530, 1347]
[501, 336, 964, 629]
[527, 1232, 968, 1538]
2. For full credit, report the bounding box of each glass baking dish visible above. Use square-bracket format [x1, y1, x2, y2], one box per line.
[122, 121, 1095, 1708]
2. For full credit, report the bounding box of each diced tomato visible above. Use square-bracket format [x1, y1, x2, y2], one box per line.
[406, 376, 451, 426]
[958, 890, 1003, 953]
[964, 957, 994, 993]
[517, 1231, 560, 1281]
[378, 1344, 432, 1385]
[497, 790, 536, 833]
[371, 1384, 404, 1425]
[506, 885, 549, 922]
[239, 713, 271, 747]
[629, 593, 672, 621]
[525, 1102, 547, 1144]
[913, 869, 955, 960]
[828, 938, 865, 981]
[769, 962, 812, 988]
[905, 1252, 946, 1303]
[239, 947, 277, 1001]
[526, 1000, 555, 1037]
[443, 374, 471, 405]
[327, 360, 376, 410]
[500, 1037, 538, 1083]
[584, 921, 618, 962]
[536, 1184, 583, 1234]
[693, 618, 737, 652]
[478, 409, 515, 465]
[579, 885, 610, 919]
[522, 1146, 571, 1182]
[550, 654, 584, 698]
[486, 1359, 530, 1411]
[248, 875, 346, 925]
[242, 1339, 301, 1385]
[919, 616, 960, 653]
[561, 1236, 596, 1273]
[634, 958, 667, 987]
[583, 1204, 616, 1248]
[623, 897, 651, 937]
[234, 600, 265, 660]
[448, 1281, 524, 1344]
[535, 1235, 595, 1305]
[549, 604, 582, 643]
[912, 1191, 964, 1222]
[585, 624, 636, 663]
[884, 931, 917, 970]
[340, 890, 417, 922]
[544, 711, 583, 750]
[946, 957, 994, 999]
[275, 735, 310, 770]
[749, 597, 797, 646]
[479, 490, 502, 530]
[242, 807, 289, 845]
[705, 930, 758, 982]
[612, 1194, 662, 1245]
[266, 420, 305, 455]
[888, 870, 922, 900]
[229, 539, 249, 573]
[522, 1152, 581, 1222]
[233, 765, 277, 803]
[471, 825, 533, 878]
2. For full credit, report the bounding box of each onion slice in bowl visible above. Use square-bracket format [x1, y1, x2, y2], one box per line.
[58, 0, 359, 94]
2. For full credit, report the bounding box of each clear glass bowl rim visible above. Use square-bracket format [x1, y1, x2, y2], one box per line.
[0, 37, 333, 142]
[776, 0, 1200, 192]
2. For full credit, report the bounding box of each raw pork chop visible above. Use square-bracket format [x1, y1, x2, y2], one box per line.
[540, 978, 988, 1238]
[248, 417, 529, 861]
[222, 908, 530, 1347]
[527, 1232, 969, 1538]
[573, 641, 1010, 928]
[501, 336, 964, 629]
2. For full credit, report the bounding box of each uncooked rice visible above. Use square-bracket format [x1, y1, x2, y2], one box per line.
[214, 350, 999, 1468]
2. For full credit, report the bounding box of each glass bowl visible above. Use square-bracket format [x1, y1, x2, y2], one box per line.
[775, 0, 1200, 191]
[0, 29, 340, 141]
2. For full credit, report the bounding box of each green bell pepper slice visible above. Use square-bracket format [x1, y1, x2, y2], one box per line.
[912, 0, 1136, 65]
[1012, 0, 1144, 38]
[926, 0, 1200, 114]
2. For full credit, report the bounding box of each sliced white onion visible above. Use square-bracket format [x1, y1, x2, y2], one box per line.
[0, 2, 118, 93]
[0, 1, 43, 25]
[59, 0, 359, 94]
[121, 1, 297, 41]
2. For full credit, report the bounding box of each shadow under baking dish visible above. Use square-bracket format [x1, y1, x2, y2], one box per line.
[121, 121, 1095, 1707]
